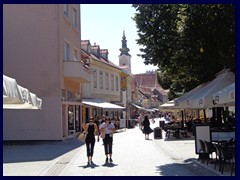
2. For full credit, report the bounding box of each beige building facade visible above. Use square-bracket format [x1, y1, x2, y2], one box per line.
[81, 40, 123, 119]
[3, 4, 91, 140]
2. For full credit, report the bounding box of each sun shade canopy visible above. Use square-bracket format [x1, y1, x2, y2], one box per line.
[3, 74, 42, 109]
[83, 99, 124, 110]
[213, 83, 235, 106]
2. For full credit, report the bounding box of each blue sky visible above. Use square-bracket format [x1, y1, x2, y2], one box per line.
[80, 4, 158, 74]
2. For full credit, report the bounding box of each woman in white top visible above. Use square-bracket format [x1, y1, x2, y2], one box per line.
[100, 118, 115, 163]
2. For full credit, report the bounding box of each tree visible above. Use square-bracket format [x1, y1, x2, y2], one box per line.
[132, 4, 235, 100]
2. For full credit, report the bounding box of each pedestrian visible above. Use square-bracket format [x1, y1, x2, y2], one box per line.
[139, 113, 144, 130]
[94, 115, 100, 130]
[142, 115, 153, 140]
[100, 115, 106, 124]
[99, 115, 106, 144]
[99, 118, 115, 163]
[82, 117, 99, 165]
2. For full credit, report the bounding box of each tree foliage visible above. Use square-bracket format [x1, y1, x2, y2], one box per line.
[132, 4, 235, 100]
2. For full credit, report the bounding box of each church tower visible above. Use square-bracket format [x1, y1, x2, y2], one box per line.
[119, 30, 131, 74]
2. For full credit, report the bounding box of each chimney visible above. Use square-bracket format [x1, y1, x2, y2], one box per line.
[100, 49, 108, 61]
[81, 40, 92, 54]
[91, 43, 100, 58]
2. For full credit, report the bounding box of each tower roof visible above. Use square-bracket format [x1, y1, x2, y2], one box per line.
[119, 30, 131, 56]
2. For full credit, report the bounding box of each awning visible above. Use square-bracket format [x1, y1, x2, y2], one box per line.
[213, 83, 235, 106]
[174, 83, 208, 109]
[160, 100, 176, 109]
[187, 69, 235, 109]
[82, 99, 125, 110]
[146, 108, 155, 112]
[131, 103, 155, 112]
[131, 103, 145, 109]
[3, 74, 42, 109]
[131, 103, 145, 110]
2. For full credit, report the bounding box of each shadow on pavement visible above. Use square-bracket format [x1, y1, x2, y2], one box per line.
[155, 158, 219, 176]
[3, 139, 84, 163]
[102, 162, 118, 168]
[163, 134, 195, 141]
[80, 162, 100, 169]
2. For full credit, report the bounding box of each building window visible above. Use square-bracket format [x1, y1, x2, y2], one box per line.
[64, 42, 70, 61]
[93, 69, 97, 88]
[111, 74, 114, 91]
[115, 76, 119, 91]
[73, 8, 77, 27]
[99, 71, 103, 89]
[105, 73, 109, 90]
[73, 49, 78, 61]
[64, 4, 69, 16]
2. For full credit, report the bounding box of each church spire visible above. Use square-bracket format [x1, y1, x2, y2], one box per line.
[119, 30, 130, 56]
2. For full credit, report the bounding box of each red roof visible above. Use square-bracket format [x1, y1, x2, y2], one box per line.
[133, 72, 168, 96]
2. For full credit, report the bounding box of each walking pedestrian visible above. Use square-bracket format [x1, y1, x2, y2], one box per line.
[99, 115, 106, 124]
[99, 118, 115, 163]
[99, 115, 106, 145]
[94, 115, 100, 130]
[142, 115, 153, 140]
[82, 117, 99, 165]
[139, 113, 144, 130]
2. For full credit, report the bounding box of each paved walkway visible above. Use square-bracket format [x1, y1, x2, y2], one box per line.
[3, 118, 233, 176]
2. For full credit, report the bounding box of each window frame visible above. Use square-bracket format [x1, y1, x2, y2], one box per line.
[64, 42, 70, 61]
[93, 69, 97, 89]
[72, 8, 77, 28]
[105, 72, 109, 90]
[115, 76, 119, 92]
[73, 49, 78, 61]
[111, 74, 114, 91]
[99, 71, 103, 89]
[64, 4, 69, 16]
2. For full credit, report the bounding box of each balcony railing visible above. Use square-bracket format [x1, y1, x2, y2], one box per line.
[62, 89, 82, 102]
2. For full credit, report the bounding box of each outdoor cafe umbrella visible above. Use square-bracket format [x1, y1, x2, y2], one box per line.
[3, 74, 42, 109]
[174, 83, 208, 109]
[213, 82, 235, 106]
[186, 69, 235, 109]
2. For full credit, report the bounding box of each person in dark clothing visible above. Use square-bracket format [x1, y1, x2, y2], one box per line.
[142, 115, 153, 140]
[83, 117, 99, 165]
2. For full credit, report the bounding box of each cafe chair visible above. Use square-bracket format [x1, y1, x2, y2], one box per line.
[213, 144, 222, 170]
[198, 139, 207, 163]
[219, 146, 233, 174]
[230, 149, 235, 176]
[203, 141, 216, 165]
